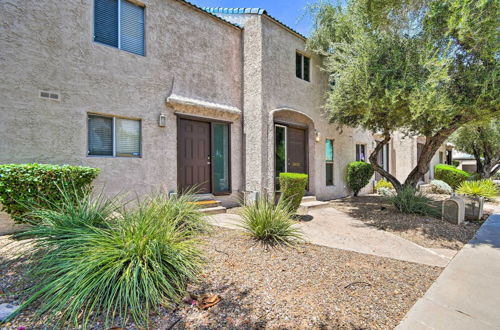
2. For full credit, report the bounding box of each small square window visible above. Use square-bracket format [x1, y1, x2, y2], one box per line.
[88, 114, 141, 157]
[296, 52, 311, 81]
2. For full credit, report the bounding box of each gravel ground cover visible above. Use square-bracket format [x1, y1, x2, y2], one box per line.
[1, 228, 441, 329]
[330, 195, 482, 250]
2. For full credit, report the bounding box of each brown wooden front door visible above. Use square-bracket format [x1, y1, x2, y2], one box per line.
[178, 119, 211, 193]
[287, 127, 307, 174]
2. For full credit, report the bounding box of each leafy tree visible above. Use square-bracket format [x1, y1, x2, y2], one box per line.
[307, 0, 499, 191]
[451, 119, 500, 178]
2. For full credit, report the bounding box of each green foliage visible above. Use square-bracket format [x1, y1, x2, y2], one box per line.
[389, 186, 439, 216]
[307, 0, 499, 187]
[279, 172, 308, 213]
[452, 160, 460, 167]
[0, 163, 100, 223]
[239, 196, 303, 246]
[430, 179, 453, 195]
[450, 119, 500, 178]
[434, 164, 470, 189]
[9, 190, 205, 328]
[456, 180, 499, 200]
[346, 161, 374, 196]
[375, 179, 394, 192]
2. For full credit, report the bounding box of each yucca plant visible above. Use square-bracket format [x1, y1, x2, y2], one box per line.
[239, 197, 303, 246]
[457, 180, 499, 200]
[389, 185, 439, 216]
[8, 190, 205, 329]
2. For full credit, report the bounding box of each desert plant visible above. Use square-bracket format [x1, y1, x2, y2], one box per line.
[430, 180, 453, 195]
[279, 172, 308, 213]
[389, 186, 439, 216]
[434, 164, 470, 189]
[377, 187, 396, 197]
[239, 197, 303, 246]
[0, 163, 100, 223]
[375, 179, 393, 192]
[346, 161, 374, 196]
[8, 191, 205, 329]
[456, 180, 499, 200]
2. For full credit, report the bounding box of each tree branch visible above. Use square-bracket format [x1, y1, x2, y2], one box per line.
[368, 132, 402, 191]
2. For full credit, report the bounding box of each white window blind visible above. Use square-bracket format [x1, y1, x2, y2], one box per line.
[116, 118, 141, 157]
[88, 115, 141, 157]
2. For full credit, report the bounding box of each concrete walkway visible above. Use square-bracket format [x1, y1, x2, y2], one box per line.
[210, 207, 453, 267]
[397, 214, 500, 329]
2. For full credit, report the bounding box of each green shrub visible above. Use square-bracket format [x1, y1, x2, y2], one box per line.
[239, 196, 303, 246]
[389, 186, 439, 216]
[434, 164, 470, 189]
[456, 180, 499, 200]
[0, 163, 100, 223]
[279, 172, 308, 213]
[430, 179, 453, 194]
[346, 161, 374, 196]
[467, 172, 481, 181]
[452, 159, 460, 167]
[9, 191, 205, 328]
[375, 178, 394, 192]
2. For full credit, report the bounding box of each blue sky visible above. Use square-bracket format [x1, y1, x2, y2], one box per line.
[190, 0, 315, 36]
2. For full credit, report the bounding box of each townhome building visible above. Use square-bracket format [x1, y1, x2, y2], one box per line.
[0, 0, 452, 206]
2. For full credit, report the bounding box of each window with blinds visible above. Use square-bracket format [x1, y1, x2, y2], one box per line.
[94, 0, 145, 56]
[88, 114, 141, 157]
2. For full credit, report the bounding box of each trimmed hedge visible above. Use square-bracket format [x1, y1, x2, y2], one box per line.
[346, 161, 374, 196]
[279, 172, 308, 213]
[0, 163, 100, 223]
[434, 164, 470, 189]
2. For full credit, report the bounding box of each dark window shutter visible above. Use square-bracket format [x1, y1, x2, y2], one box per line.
[303, 56, 310, 81]
[120, 0, 145, 55]
[88, 115, 113, 156]
[94, 0, 118, 47]
[296, 53, 302, 79]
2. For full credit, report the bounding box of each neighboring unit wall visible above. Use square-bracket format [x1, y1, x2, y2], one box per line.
[0, 0, 243, 198]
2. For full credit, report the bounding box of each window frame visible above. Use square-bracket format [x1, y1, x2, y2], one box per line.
[356, 143, 367, 162]
[295, 51, 311, 82]
[93, 0, 146, 56]
[87, 113, 142, 158]
[325, 139, 334, 186]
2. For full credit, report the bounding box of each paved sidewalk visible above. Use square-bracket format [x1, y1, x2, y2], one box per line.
[397, 214, 500, 329]
[209, 207, 454, 267]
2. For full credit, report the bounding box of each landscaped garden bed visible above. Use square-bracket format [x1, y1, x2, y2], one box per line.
[330, 195, 482, 250]
[1, 227, 441, 329]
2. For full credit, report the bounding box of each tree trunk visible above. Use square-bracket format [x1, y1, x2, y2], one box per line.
[404, 126, 458, 188]
[369, 133, 403, 191]
[480, 155, 500, 179]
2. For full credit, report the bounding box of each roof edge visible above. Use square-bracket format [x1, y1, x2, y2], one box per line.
[174, 0, 242, 30]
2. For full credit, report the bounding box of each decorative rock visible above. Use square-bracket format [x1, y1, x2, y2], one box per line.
[0, 303, 19, 322]
[441, 196, 465, 225]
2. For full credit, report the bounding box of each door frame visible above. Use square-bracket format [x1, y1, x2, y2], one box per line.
[176, 114, 232, 195]
[273, 121, 309, 187]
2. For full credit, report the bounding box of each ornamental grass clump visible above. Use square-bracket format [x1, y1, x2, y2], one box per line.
[8, 190, 205, 329]
[240, 197, 303, 246]
[389, 186, 439, 216]
[456, 180, 499, 200]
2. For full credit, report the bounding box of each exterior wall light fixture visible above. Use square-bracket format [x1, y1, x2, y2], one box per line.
[158, 113, 166, 127]
[315, 129, 321, 142]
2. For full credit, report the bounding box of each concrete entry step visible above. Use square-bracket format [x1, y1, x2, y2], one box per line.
[298, 200, 330, 214]
[301, 196, 317, 203]
[200, 206, 227, 215]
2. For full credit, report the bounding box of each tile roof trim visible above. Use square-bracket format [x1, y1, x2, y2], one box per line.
[202, 7, 307, 40]
[174, 0, 242, 29]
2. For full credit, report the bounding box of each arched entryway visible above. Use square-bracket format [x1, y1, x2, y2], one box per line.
[268, 108, 316, 194]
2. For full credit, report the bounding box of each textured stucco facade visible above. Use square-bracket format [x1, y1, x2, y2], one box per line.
[0, 0, 447, 203]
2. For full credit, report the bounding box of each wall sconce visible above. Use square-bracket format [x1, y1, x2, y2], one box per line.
[158, 113, 166, 127]
[315, 129, 321, 142]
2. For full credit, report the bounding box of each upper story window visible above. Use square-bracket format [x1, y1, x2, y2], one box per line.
[88, 114, 141, 157]
[296, 52, 310, 81]
[355, 144, 366, 162]
[94, 0, 145, 56]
